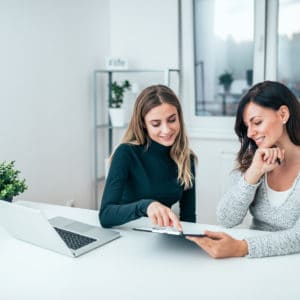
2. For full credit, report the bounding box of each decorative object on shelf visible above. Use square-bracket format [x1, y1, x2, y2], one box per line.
[218, 71, 234, 92]
[0, 161, 28, 202]
[105, 57, 128, 70]
[109, 80, 131, 127]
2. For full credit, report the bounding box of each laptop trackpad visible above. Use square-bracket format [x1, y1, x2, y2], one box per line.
[65, 222, 94, 234]
[49, 216, 95, 234]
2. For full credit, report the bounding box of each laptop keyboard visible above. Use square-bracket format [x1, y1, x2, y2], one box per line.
[54, 227, 96, 250]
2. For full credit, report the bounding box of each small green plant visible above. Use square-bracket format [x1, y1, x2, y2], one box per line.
[0, 161, 28, 201]
[218, 71, 234, 91]
[110, 80, 131, 108]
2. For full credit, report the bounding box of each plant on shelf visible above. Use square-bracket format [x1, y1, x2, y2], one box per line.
[218, 71, 234, 92]
[109, 80, 131, 108]
[108, 80, 131, 127]
[0, 161, 28, 202]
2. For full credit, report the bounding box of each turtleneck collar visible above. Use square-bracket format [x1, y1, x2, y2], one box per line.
[146, 138, 172, 156]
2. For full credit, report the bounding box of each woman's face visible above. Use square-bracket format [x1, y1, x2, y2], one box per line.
[243, 102, 288, 148]
[144, 103, 180, 146]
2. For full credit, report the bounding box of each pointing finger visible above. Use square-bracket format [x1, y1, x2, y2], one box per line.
[169, 211, 182, 231]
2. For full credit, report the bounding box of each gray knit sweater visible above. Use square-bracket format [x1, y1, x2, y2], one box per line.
[217, 172, 300, 258]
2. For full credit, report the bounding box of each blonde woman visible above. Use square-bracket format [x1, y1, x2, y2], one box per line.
[99, 85, 197, 229]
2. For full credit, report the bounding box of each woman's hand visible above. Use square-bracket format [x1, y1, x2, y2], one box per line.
[147, 201, 182, 231]
[245, 147, 285, 184]
[186, 231, 248, 258]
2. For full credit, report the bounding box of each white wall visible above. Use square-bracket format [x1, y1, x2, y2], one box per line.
[109, 0, 179, 69]
[190, 136, 239, 224]
[0, 0, 110, 208]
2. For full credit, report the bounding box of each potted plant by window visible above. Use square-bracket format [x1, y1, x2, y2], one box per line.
[218, 71, 234, 92]
[0, 161, 28, 202]
[109, 80, 131, 127]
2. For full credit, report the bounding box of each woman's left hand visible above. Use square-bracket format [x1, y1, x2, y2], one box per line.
[186, 231, 248, 258]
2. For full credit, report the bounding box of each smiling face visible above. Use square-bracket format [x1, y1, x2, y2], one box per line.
[243, 102, 289, 148]
[144, 103, 180, 146]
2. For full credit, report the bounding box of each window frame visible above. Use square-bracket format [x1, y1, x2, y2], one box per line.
[180, 0, 273, 137]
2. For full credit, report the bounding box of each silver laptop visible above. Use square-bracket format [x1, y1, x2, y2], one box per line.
[0, 201, 120, 257]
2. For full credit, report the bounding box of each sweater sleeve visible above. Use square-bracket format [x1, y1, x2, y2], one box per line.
[99, 144, 153, 228]
[179, 157, 196, 223]
[217, 171, 262, 228]
[245, 219, 300, 258]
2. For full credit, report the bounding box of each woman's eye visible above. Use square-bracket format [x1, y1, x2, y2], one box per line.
[169, 118, 176, 123]
[151, 123, 160, 127]
[254, 121, 262, 126]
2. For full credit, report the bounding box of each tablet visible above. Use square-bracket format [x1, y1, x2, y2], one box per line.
[133, 226, 206, 237]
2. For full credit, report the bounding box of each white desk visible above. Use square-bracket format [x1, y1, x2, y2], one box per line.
[0, 201, 299, 300]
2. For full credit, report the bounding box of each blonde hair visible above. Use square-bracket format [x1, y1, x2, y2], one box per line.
[121, 84, 196, 189]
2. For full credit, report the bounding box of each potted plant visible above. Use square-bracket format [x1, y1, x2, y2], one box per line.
[0, 161, 28, 202]
[109, 80, 131, 126]
[218, 71, 234, 92]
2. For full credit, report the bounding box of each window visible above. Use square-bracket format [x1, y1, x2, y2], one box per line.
[190, 0, 300, 122]
[193, 0, 254, 116]
[181, 0, 300, 134]
[277, 0, 300, 98]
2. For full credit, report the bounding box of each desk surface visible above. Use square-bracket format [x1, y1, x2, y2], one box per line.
[0, 201, 299, 300]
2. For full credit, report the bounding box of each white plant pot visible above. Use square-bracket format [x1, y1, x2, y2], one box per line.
[109, 108, 125, 127]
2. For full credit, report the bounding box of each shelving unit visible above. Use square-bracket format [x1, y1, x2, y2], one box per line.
[93, 69, 180, 208]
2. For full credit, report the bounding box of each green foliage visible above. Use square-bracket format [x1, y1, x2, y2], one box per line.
[110, 80, 131, 108]
[0, 161, 28, 201]
[218, 71, 234, 87]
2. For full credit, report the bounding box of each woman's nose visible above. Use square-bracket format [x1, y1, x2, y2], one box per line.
[161, 123, 171, 134]
[247, 126, 255, 138]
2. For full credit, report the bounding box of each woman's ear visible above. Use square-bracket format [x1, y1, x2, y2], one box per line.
[279, 105, 290, 124]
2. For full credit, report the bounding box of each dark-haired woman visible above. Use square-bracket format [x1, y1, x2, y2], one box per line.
[99, 85, 196, 229]
[187, 81, 300, 258]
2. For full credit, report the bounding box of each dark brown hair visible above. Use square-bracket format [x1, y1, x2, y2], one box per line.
[235, 80, 300, 172]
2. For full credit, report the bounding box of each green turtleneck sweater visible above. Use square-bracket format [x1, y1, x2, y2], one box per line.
[99, 140, 196, 228]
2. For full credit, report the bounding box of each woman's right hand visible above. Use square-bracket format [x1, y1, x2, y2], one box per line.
[245, 147, 285, 184]
[146, 201, 182, 231]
